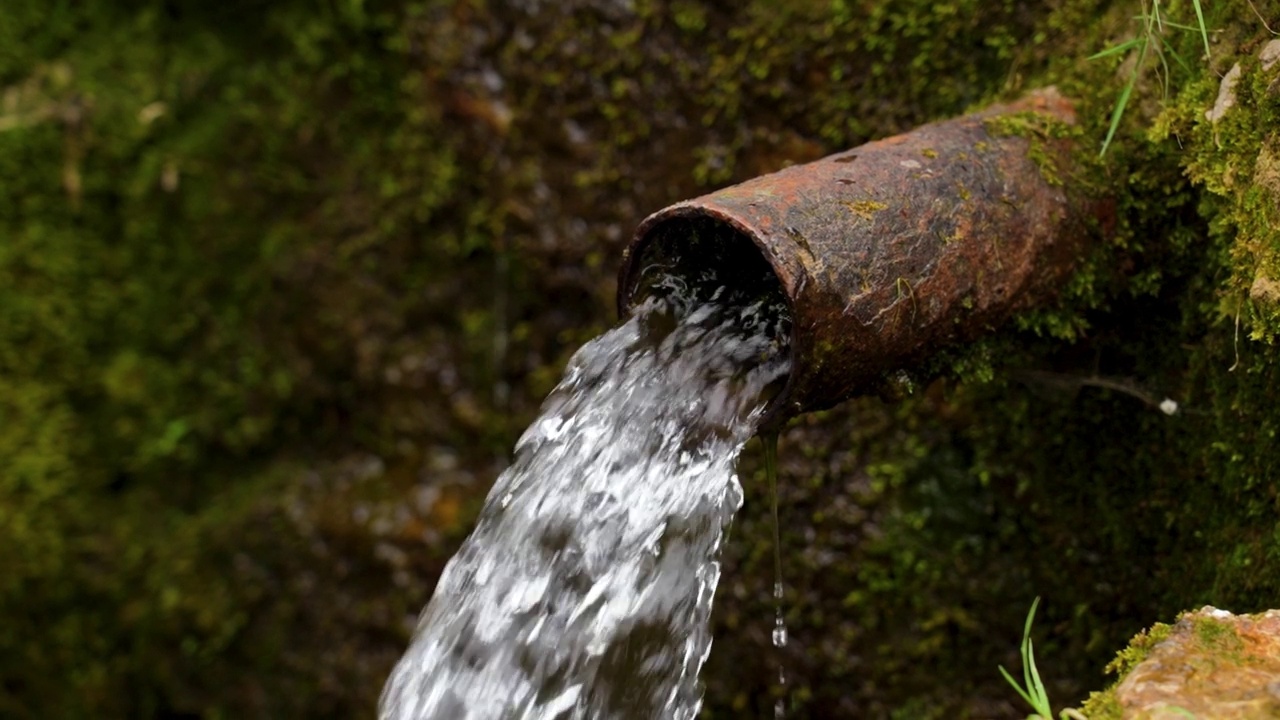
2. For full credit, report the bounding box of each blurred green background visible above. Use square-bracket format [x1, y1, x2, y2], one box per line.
[4, 1, 1280, 717]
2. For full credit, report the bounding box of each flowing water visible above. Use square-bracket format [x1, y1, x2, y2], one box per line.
[380, 278, 790, 720]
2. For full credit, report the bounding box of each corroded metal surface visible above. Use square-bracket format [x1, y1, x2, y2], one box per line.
[618, 88, 1099, 419]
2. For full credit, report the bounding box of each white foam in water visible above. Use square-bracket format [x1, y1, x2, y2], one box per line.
[380, 289, 789, 720]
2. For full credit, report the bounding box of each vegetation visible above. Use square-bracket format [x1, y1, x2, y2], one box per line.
[1091, 0, 1210, 155]
[2, 0, 1279, 717]
[1000, 598, 1057, 720]
[998, 599, 1088, 720]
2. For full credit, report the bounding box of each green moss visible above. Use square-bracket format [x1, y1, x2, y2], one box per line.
[1154, 40, 1280, 344]
[1081, 611, 1261, 718]
[0, 1, 479, 714]
[0, 0, 1064, 713]
[1190, 614, 1246, 661]
[987, 107, 1104, 194]
[843, 199, 890, 219]
[760, 7, 1280, 714]
[7, 0, 1280, 717]
[1107, 622, 1175, 677]
[1074, 620, 1177, 717]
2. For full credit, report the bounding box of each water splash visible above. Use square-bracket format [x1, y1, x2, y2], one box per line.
[380, 286, 789, 720]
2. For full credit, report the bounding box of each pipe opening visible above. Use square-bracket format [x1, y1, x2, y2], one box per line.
[625, 217, 787, 313]
[621, 214, 795, 422]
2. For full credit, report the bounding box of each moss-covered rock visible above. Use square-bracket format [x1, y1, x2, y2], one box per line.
[1082, 607, 1280, 719]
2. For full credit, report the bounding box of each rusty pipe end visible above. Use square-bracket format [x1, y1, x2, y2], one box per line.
[618, 205, 804, 429]
[619, 89, 1095, 424]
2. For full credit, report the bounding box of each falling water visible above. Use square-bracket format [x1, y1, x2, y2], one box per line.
[380, 275, 790, 720]
[763, 432, 789, 719]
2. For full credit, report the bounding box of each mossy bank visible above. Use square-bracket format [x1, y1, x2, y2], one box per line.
[2, 0, 1279, 717]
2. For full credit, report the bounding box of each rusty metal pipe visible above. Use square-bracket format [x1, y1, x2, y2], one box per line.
[617, 89, 1101, 422]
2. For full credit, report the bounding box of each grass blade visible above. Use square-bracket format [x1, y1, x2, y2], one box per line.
[998, 665, 1037, 708]
[1088, 37, 1141, 60]
[1023, 597, 1040, 640]
[1000, 597, 1057, 717]
[1191, 0, 1210, 58]
[1101, 77, 1134, 156]
[1021, 598, 1039, 691]
[1027, 638, 1050, 713]
[1161, 36, 1192, 74]
[1157, 42, 1171, 97]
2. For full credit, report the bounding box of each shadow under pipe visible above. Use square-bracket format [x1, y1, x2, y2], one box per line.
[617, 88, 1108, 425]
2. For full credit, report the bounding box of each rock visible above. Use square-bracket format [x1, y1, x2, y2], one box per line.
[1206, 64, 1242, 123]
[1250, 275, 1280, 304]
[1260, 39, 1280, 72]
[1113, 607, 1280, 719]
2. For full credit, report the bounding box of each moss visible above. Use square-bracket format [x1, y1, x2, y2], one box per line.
[1105, 622, 1175, 678]
[1080, 611, 1262, 718]
[0, 0, 1068, 714]
[1055, 612, 1178, 716]
[0, 1, 481, 714]
[1080, 691, 1126, 720]
[1190, 615, 1245, 659]
[1153, 39, 1280, 344]
[723, 6, 1280, 715]
[843, 199, 890, 219]
[7, 0, 1280, 718]
[983, 109, 1081, 187]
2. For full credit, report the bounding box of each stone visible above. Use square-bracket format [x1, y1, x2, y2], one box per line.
[1250, 275, 1280, 304]
[1206, 64, 1242, 123]
[1260, 39, 1280, 72]
[1114, 607, 1280, 719]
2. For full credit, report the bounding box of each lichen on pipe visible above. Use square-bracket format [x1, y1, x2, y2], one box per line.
[617, 88, 1102, 422]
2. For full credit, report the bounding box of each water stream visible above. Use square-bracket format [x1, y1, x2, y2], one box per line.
[380, 277, 790, 719]
[763, 431, 789, 719]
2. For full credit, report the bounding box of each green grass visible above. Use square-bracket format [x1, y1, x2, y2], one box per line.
[1091, 0, 1211, 155]
[999, 598, 1089, 720]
